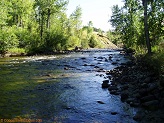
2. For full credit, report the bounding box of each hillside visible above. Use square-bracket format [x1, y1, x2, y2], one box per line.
[94, 32, 118, 49]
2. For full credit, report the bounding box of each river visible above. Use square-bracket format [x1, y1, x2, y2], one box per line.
[0, 49, 137, 123]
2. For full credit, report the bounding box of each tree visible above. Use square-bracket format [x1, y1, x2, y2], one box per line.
[70, 6, 82, 32]
[142, 0, 151, 54]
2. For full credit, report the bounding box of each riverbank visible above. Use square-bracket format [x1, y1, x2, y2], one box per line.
[104, 50, 164, 122]
[0, 48, 120, 58]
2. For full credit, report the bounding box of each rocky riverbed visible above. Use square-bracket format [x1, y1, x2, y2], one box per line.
[101, 50, 164, 123]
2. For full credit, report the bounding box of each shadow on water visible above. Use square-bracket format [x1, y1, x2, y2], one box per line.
[0, 49, 137, 123]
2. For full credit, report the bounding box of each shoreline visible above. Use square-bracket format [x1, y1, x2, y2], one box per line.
[0, 48, 122, 58]
[103, 50, 164, 122]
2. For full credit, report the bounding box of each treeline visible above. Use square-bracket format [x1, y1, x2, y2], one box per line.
[108, 0, 164, 54]
[108, 0, 164, 76]
[0, 0, 103, 55]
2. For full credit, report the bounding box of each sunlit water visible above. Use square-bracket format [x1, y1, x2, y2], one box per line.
[0, 49, 137, 123]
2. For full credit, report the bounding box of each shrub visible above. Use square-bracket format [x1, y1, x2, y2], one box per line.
[89, 35, 98, 48]
[0, 26, 19, 54]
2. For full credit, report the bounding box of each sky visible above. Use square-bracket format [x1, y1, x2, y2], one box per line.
[66, 0, 124, 31]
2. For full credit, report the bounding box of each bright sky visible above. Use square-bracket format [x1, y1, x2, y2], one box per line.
[66, 0, 124, 31]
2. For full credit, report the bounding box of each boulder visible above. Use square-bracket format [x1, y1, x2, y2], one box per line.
[103, 80, 109, 84]
[102, 83, 110, 88]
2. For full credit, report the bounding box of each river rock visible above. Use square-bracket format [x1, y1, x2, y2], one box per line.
[159, 98, 164, 108]
[147, 83, 158, 92]
[111, 111, 118, 115]
[103, 80, 109, 84]
[143, 77, 151, 83]
[110, 90, 120, 95]
[102, 83, 110, 88]
[105, 58, 108, 62]
[64, 67, 69, 70]
[109, 55, 113, 59]
[126, 98, 136, 104]
[97, 101, 105, 104]
[139, 89, 148, 97]
[160, 75, 164, 87]
[108, 86, 118, 91]
[121, 85, 129, 90]
[102, 80, 110, 88]
[121, 91, 129, 102]
[94, 66, 100, 68]
[81, 57, 86, 60]
[112, 62, 118, 65]
[142, 100, 159, 110]
[120, 76, 129, 83]
[140, 95, 156, 103]
[97, 57, 104, 59]
[130, 102, 140, 107]
[133, 110, 145, 121]
[140, 83, 148, 88]
[83, 64, 88, 66]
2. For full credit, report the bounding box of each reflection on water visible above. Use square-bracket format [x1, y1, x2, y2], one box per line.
[0, 50, 137, 123]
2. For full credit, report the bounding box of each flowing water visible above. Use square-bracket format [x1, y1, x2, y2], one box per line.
[0, 49, 137, 123]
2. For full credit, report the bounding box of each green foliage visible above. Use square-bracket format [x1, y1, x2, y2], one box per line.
[0, 27, 19, 54]
[0, 0, 122, 55]
[106, 30, 122, 47]
[66, 36, 80, 49]
[110, 0, 164, 54]
[141, 51, 164, 75]
[81, 39, 89, 49]
[44, 29, 68, 51]
[89, 35, 98, 48]
[8, 48, 25, 54]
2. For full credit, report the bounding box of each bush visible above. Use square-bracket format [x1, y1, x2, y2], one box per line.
[81, 39, 89, 49]
[89, 35, 98, 48]
[44, 29, 68, 51]
[0, 26, 19, 54]
[141, 51, 164, 76]
[65, 36, 80, 49]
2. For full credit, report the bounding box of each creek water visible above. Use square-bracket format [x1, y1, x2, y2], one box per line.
[0, 49, 137, 123]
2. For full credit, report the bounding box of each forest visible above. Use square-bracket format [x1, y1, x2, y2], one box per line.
[0, 0, 106, 56]
[0, 0, 163, 56]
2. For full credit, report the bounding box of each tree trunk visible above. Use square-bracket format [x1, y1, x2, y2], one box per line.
[143, 0, 151, 54]
[47, 8, 50, 29]
[40, 11, 44, 41]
